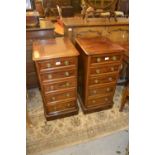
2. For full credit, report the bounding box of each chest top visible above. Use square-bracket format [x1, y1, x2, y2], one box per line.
[75, 37, 125, 55]
[33, 37, 79, 61]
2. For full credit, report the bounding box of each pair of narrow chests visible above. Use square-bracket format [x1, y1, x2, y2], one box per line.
[32, 37, 124, 121]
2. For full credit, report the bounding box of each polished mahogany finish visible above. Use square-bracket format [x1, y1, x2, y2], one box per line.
[33, 37, 79, 120]
[75, 37, 124, 113]
[26, 20, 55, 88]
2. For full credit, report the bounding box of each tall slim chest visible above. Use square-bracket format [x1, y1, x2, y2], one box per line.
[75, 37, 124, 113]
[33, 38, 79, 120]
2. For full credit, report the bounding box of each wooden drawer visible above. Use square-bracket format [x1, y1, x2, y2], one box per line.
[87, 95, 113, 107]
[45, 88, 76, 103]
[38, 57, 76, 72]
[46, 100, 76, 113]
[40, 68, 76, 82]
[90, 63, 120, 75]
[88, 84, 116, 98]
[89, 72, 118, 86]
[43, 77, 76, 93]
[91, 54, 122, 64]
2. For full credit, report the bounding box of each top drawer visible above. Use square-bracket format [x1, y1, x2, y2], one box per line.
[38, 57, 76, 72]
[91, 54, 122, 65]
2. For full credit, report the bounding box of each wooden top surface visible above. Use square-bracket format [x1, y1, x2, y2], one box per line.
[75, 37, 125, 55]
[63, 17, 129, 28]
[33, 37, 79, 61]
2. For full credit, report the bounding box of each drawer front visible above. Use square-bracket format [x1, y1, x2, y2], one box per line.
[45, 88, 76, 103]
[89, 73, 118, 86]
[88, 85, 115, 97]
[38, 57, 76, 71]
[91, 54, 122, 64]
[46, 100, 76, 113]
[87, 95, 113, 107]
[43, 78, 76, 93]
[90, 64, 120, 75]
[40, 68, 76, 82]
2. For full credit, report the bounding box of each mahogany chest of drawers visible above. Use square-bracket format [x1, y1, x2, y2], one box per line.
[32, 38, 79, 120]
[75, 37, 124, 113]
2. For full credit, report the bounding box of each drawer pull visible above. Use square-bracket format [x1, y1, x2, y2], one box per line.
[96, 69, 100, 74]
[66, 93, 70, 97]
[111, 67, 114, 71]
[46, 63, 51, 68]
[104, 98, 108, 101]
[67, 103, 70, 107]
[92, 100, 96, 103]
[106, 87, 110, 92]
[93, 90, 97, 94]
[112, 56, 117, 61]
[104, 57, 110, 61]
[97, 57, 101, 62]
[54, 106, 57, 110]
[94, 79, 99, 84]
[66, 82, 70, 87]
[65, 72, 69, 77]
[108, 77, 113, 81]
[52, 97, 55, 101]
[56, 61, 61, 65]
[64, 60, 69, 66]
[48, 74, 52, 79]
[50, 85, 54, 90]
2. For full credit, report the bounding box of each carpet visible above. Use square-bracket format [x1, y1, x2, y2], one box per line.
[26, 86, 128, 155]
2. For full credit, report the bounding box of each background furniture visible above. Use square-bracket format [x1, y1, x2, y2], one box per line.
[26, 19, 55, 89]
[32, 38, 79, 120]
[63, 17, 129, 44]
[75, 37, 124, 113]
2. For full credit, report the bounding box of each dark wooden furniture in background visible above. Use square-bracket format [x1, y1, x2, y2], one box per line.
[33, 38, 79, 120]
[75, 37, 124, 113]
[43, 0, 81, 17]
[63, 17, 129, 44]
[26, 20, 55, 89]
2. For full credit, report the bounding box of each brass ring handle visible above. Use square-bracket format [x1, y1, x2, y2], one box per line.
[66, 93, 70, 97]
[66, 82, 70, 87]
[111, 67, 114, 71]
[92, 100, 96, 103]
[108, 77, 113, 81]
[105, 98, 108, 101]
[97, 58, 101, 63]
[106, 87, 110, 92]
[52, 97, 55, 101]
[94, 79, 99, 84]
[48, 74, 52, 79]
[96, 69, 100, 74]
[50, 85, 54, 90]
[112, 56, 117, 61]
[93, 90, 97, 94]
[64, 60, 69, 66]
[65, 72, 69, 76]
[46, 63, 51, 68]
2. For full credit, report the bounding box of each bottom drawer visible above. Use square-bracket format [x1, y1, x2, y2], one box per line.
[87, 95, 113, 107]
[46, 100, 76, 113]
